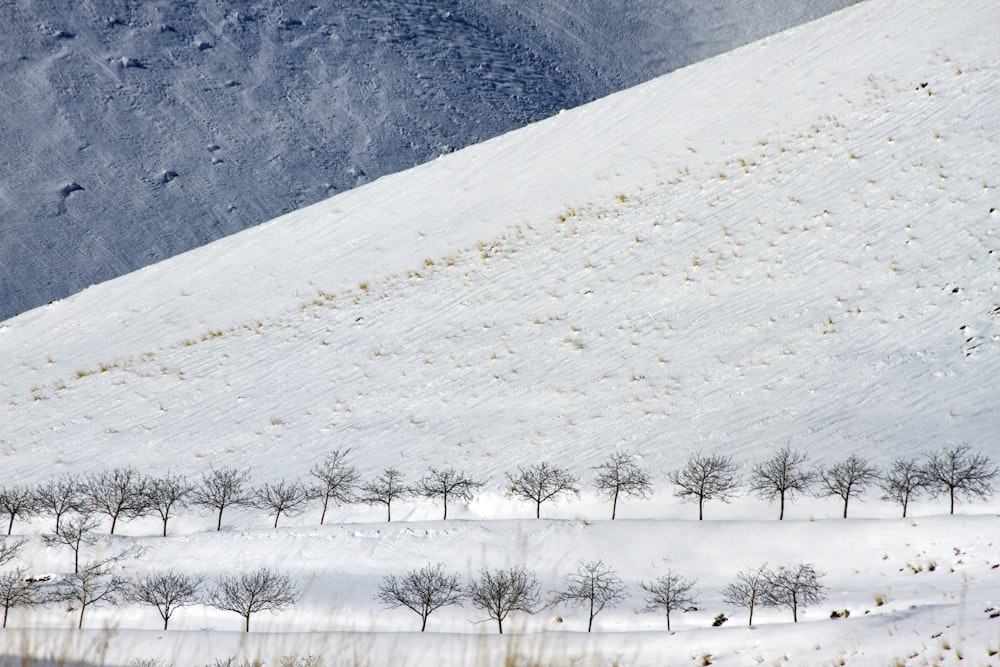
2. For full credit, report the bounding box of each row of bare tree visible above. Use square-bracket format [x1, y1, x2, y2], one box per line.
[2, 445, 994, 541]
[0, 538, 295, 631]
[0, 534, 823, 635]
[376, 560, 826, 634]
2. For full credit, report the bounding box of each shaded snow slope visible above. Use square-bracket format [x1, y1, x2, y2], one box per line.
[1, 0, 999, 664]
[0, 0, 860, 320]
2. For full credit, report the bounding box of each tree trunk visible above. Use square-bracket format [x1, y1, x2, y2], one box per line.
[245, 613, 251, 632]
[779, 492, 786, 520]
[216, 509, 224, 531]
[748, 603, 754, 627]
[666, 610, 672, 631]
[949, 488, 955, 515]
[587, 598, 595, 632]
[535, 500, 541, 519]
[611, 486, 619, 520]
[442, 491, 448, 520]
[387, 502, 392, 522]
[78, 605, 86, 629]
[109, 513, 118, 535]
[842, 496, 849, 519]
[319, 496, 329, 525]
[162, 517, 169, 537]
[6, 514, 13, 535]
[698, 497, 704, 521]
[274, 512, 281, 528]
[498, 617, 503, 634]
[420, 613, 428, 632]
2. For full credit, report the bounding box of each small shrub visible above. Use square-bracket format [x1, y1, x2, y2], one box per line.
[279, 655, 323, 667]
[203, 660, 264, 667]
[712, 613, 728, 627]
[874, 593, 886, 606]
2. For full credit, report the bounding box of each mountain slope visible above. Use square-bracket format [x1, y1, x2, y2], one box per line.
[1, 1, 999, 664]
[0, 0, 861, 321]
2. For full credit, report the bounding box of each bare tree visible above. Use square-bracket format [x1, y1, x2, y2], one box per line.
[749, 446, 815, 520]
[130, 570, 204, 630]
[309, 449, 360, 525]
[209, 567, 298, 632]
[375, 563, 464, 632]
[144, 474, 195, 537]
[33, 475, 82, 533]
[592, 452, 652, 520]
[469, 565, 540, 634]
[0, 485, 38, 535]
[359, 469, 410, 523]
[879, 458, 927, 518]
[641, 571, 698, 631]
[817, 453, 880, 518]
[192, 466, 254, 531]
[0, 567, 38, 628]
[42, 513, 100, 573]
[922, 444, 998, 514]
[52, 561, 128, 629]
[506, 462, 579, 519]
[255, 479, 311, 528]
[554, 560, 625, 632]
[83, 467, 149, 534]
[763, 563, 827, 623]
[0, 536, 27, 568]
[417, 468, 484, 520]
[669, 453, 740, 520]
[720, 564, 770, 627]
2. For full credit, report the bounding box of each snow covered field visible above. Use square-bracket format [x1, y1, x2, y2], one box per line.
[2, 0, 999, 664]
[0, 0, 859, 320]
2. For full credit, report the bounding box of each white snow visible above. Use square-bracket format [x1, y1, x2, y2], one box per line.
[1, 0, 999, 664]
[0, 0, 861, 320]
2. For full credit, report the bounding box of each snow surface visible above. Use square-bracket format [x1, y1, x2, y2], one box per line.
[0, 0, 861, 321]
[2, 0, 1000, 664]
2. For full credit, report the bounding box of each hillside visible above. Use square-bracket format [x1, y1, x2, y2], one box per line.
[1, 0, 999, 665]
[0, 0, 861, 321]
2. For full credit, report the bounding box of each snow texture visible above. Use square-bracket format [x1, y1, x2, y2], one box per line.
[1, 0, 999, 665]
[0, 0, 859, 320]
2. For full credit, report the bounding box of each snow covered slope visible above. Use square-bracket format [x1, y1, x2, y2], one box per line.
[1, 0, 999, 665]
[0, 0, 861, 321]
